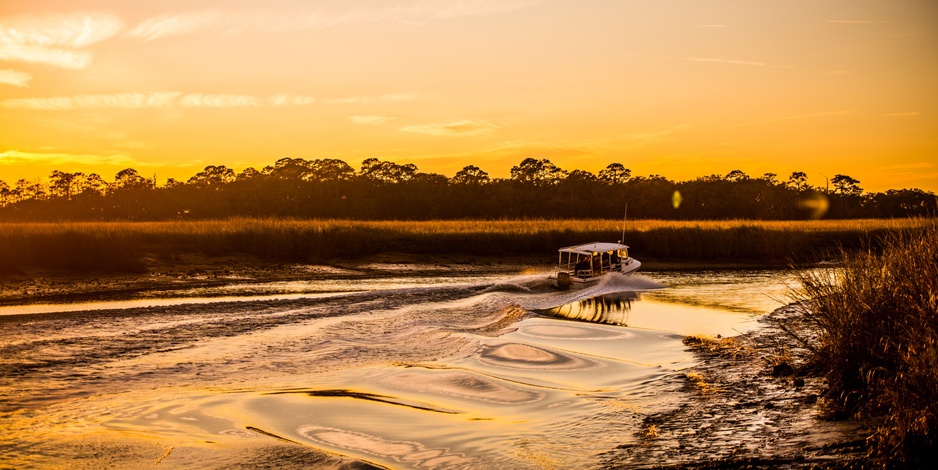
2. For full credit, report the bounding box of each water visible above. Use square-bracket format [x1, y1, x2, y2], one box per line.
[0, 268, 798, 469]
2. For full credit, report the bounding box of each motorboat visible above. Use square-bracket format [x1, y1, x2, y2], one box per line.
[548, 241, 641, 290]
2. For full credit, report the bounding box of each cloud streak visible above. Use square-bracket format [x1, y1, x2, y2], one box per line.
[2, 92, 182, 110]
[1, 92, 321, 110]
[180, 93, 260, 108]
[827, 20, 894, 24]
[684, 57, 792, 68]
[0, 69, 31, 87]
[270, 94, 316, 106]
[126, 1, 539, 41]
[401, 119, 500, 136]
[0, 149, 136, 167]
[326, 93, 420, 104]
[0, 13, 123, 68]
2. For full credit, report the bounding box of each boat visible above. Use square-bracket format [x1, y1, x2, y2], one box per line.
[548, 241, 641, 290]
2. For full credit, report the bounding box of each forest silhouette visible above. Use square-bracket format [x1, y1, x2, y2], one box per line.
[1, 157, 935, 221]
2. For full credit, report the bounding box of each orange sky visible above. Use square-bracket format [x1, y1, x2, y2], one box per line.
[1, 0, 936, 193]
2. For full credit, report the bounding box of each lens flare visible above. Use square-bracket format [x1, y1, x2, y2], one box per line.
[672, 191, 683, 209]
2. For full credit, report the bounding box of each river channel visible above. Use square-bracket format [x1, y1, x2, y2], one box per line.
[0, 268, 801, 468]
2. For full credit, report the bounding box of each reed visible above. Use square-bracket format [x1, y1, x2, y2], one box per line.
[0, 218, 928, 273]
[791, 220, 938, 466]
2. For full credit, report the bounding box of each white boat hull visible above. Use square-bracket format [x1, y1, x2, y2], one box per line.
[549, 259, 641, 290]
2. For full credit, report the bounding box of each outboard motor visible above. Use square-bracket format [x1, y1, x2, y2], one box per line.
[556, 271, 572, 290]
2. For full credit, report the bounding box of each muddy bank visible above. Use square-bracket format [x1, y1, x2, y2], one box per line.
[602, 305, 871, 468]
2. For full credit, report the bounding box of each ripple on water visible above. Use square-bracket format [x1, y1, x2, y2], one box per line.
[377, 368, 545, 405]
[297, 424, 474, 468]
[476, 342, 600, 371]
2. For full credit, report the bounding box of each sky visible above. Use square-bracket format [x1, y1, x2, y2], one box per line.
[1, 0, 936, 193]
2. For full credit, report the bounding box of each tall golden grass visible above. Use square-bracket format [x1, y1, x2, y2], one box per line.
[791, 220, 937, 465]
[0, 218, 928, 273]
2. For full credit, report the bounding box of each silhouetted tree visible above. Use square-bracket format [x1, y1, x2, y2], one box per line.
[237, 167, 262, 181]
[449, 165, 491, 185]
[49, 170, 83, 200]
[0, 180, 9, 206]
[79, 173, 108, 196]
[872, 189, 938, 217]
[360, 158, 418, 184]
[309, 159, 355, 182]
[111, 168, 152, 193]
[725, 169, 749, 182]
[265, 157, 313, 180]
[510, 158, 567, 186]
[16, 179, 46, 201]
[188, 165, 235, 188]
[787, 171, 809, 191]
[832, 174, 862, 196]
[760, 173, 779, 186]
[598, 163, 631, 185]
[566, 169, 597, 183]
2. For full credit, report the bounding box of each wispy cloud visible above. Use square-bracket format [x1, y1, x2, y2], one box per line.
[326, 96, 376, 105]
[399, 0, 540, 22]
[884, 112, 920, 117]
[126, 10, 226, 42]
[1, 92, 323, 110]
[401, 119, 500, 136]
[350, 115, 395, 125]
[126, 1, 539, 41]
[0, 69, 31, 87]
[684, 57, 791, 68]
[827, 20, 895, 24]
[326, 93, 420, 104]
[180, 93, 260, 107]
[0, 13, 123, 68]
[2, 92, 182, 110]
[269, 94, 316, 106]
[0, 149, 136, 167]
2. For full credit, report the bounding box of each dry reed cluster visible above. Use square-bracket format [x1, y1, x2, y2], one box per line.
[792, 220, 938, 466]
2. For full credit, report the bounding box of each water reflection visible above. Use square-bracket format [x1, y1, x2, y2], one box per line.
[540, 292, 637, 326]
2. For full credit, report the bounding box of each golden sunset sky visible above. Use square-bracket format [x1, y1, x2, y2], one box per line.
[1, 0, 936, 192]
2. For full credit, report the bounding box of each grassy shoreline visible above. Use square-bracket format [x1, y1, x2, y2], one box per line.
[1, 218, 928, 274]
[791, 219, 938, 466]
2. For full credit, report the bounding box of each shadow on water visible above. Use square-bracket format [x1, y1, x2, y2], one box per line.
[538, 291, 638, 326]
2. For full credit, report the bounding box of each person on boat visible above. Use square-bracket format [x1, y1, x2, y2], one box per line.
[610, 251, 619, 266]
[575, 256, 590, 274]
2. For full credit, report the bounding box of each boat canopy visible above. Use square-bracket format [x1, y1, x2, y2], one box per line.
[557, 242, 629, 256]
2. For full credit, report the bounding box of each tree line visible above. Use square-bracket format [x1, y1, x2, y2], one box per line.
[1, 157, 935, 221]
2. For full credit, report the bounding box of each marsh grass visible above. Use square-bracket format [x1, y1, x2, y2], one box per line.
[0, 218, 927, 274]
[791, 220, 938, 466]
